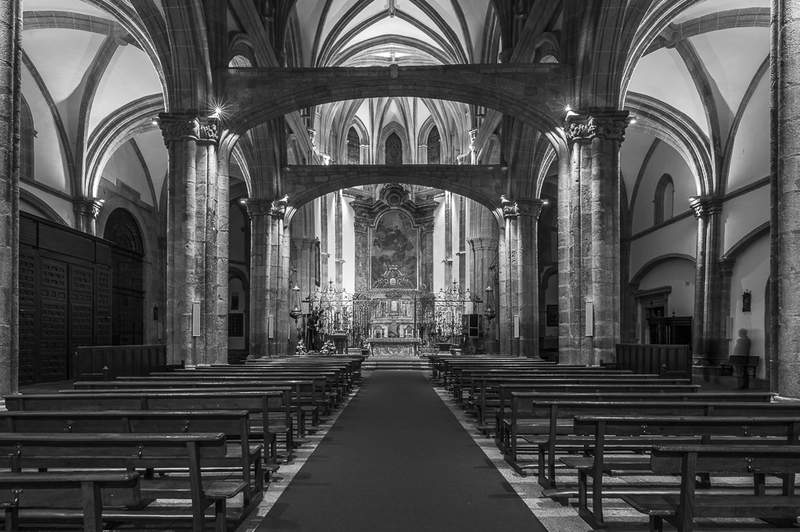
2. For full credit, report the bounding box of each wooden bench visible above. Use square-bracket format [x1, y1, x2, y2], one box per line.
[0, 409, 264, 507]
[0, 471, 141, 532]
[0, 432, 245, 532]
[560, 414, 800, 527]
[70, 378, 320, 438]
[528, 400, 800, 489]
[496, 389, 773, 450]
[719, 355, 760, 379]
[621, 444, 800, 532]
[5, 390, 293, 466]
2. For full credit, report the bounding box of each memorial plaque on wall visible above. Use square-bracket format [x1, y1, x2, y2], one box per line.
[371, 210, 417, 288]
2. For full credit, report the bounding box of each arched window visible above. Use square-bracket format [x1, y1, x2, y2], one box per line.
[385, 132, 402, 165]
[347, 127, 360, 164]
[427, 126, 440, 164]
[20, 98, 35, 181]
[654, 173, 674, 225]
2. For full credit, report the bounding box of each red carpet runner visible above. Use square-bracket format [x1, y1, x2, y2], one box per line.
[258, 370, 548, 532]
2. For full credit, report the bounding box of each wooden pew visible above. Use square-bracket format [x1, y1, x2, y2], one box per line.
[0, 433, 246, 532]
[0, 410, 264, 507]
[499, 390, 774, 466]
[0, 471, 141, 532]
[620, 444, 800, 532]
[562, 414, 800, 527]
[5, 390, 293, 465]
[464, 374, 688, 429]
[529, 400, 800, 489]
[70, 378, 320, 438]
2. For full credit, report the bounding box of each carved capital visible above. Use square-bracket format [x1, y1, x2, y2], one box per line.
[689, 196, 723, 219]
[158, 110, 219, 145]
[566, 109, 629, 144]
[242, 198, 273, 218]
[73, 198, 103, 219]
[515, 198, 545, 220]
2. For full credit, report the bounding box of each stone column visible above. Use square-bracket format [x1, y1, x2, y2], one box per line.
[771, 0, 800, 397]
[718, 258, 736, 360]
[497, 225, 512, 355]
[689, 196, 723, 367]
[320, 193, 330, 283]
[444, 191, 453, 285]
[502, 199, 544, 358]
[245, 197, 286, 358]
[0, 0, 22, 395]
[73, 198, 103, 236]
[159, 110, 225, 366]
[334, 191, 343, 287]
[563, 109, 628, 365]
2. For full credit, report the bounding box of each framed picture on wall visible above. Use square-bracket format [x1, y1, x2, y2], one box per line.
[546, 305, 558, 327]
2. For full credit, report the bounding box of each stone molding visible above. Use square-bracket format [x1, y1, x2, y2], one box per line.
[158, 110, 220, 146]
[565, 110, 630, 144]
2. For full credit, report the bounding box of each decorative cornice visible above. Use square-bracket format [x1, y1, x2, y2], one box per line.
[158, 110, 219, 145]
[566, 109, 629, 144]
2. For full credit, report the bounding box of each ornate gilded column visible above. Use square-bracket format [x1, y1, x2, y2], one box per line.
[158, 110, 225, 366]
[0, 0, 22, 395]
[351, 203, 371, 293]
[771, 0, 800, 397]
[73, 198, 103, 236]
[563, 109, 628, 365]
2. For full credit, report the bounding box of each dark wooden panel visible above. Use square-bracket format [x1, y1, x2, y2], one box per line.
[39, 224, 94, 262]
[18, 249, 37, 386]
[19, 216, 37, 247]
[96, 265, 112, 345]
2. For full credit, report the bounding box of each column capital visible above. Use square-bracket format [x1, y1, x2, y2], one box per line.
[501, 196, 545, 220]
[565, 109, 629, 144]
[689, 195, 723, 218]
[73, 197, 103, 219]
[157, 110, 219, 146]
[242, 196, 288, 219]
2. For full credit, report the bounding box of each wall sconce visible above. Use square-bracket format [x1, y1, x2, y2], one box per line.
[742, 290, 752, 313]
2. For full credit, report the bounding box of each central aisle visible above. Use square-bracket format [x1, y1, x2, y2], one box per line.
[257, 370, 548, 532]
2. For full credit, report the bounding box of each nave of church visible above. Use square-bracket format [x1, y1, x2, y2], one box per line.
[3, 0, 800, 529]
